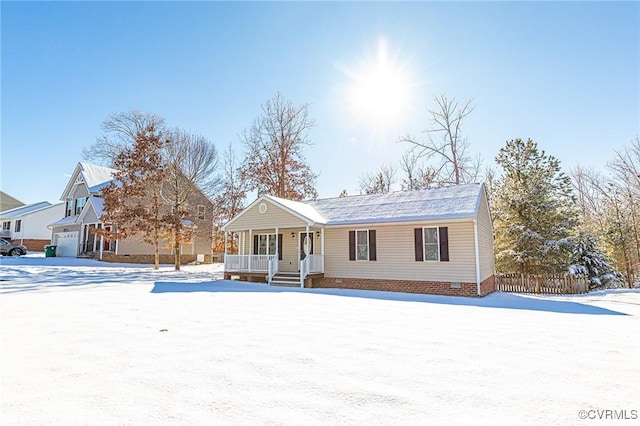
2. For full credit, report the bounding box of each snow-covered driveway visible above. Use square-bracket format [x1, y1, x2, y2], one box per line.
[1, 255, 639, 425]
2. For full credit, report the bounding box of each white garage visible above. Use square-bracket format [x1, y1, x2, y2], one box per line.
[53, 231, 79, 257]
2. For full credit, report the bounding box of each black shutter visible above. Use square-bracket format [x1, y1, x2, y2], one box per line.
[278, 234, 283, 260]
[369, 230, 377, 261]
[253, 235, 258, 255]
[414, 228, 423, 261]
[439, 227, 449, 262]
[349, 231, 356, 261]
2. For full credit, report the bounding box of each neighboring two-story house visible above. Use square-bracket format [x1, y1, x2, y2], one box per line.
[49, 162, 216, 263]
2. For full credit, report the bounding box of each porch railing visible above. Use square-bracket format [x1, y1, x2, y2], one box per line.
[300, 254, 324, 287]
[224, 254, 275, 272]
[267, 255, 279, 284]
[308, 254, 324, 274]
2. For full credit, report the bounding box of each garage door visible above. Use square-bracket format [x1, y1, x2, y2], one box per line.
[54, 231, 79, 257]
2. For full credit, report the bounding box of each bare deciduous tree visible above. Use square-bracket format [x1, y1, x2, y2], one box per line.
[214, 143, 248, 253]
[359, 164, 396, 194]
[399, 151, 438, 191]
[399, 94, 481, 185]
[569, 138, 640, 287]
[240, 93, 318, 200]
[83, 110, 166, 167]
[161, 129, 220, 270]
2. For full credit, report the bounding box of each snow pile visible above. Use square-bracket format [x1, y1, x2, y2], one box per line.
[1, 254, 639, 425]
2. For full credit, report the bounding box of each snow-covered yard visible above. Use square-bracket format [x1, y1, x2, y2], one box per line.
[1, 254, 639, 425]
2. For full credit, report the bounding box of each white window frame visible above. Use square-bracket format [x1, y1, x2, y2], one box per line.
[257, 233, 277, 256]
[14, 219, 21, 233]
[423, 226, 440, 262]
[356, 229, 369, 261]
[65, 200, 73, 217]
[2, 221, 10, 231]
[197, 205, 205, 220]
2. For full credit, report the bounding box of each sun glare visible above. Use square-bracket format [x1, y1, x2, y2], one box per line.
[346, 39, 413, 128]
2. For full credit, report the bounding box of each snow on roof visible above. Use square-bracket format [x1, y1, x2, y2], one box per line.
[48, 215, 79, 227]
[264, 195, 328, 224]
[306, 183, 484, 226]
[227, 183, 485, 228]
[88, 196, 105, 217]
[79, 162, 118, 193]
[0, 202, 52, 219]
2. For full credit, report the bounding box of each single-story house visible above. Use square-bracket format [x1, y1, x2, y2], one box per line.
[222, 183, 496, 297]
[0, 202, 65, 251]
[48, 162, 216, 263]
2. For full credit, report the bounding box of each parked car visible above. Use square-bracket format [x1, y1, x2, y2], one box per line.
[0, 238, 27, 256]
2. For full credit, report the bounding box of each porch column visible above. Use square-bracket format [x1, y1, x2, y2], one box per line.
[321, 228, 325, 273]
[248, 229, 253, 272]
[305, 224, 310, 257]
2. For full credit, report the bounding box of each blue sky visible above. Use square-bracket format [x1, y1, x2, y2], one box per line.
[1, 1, 638, 204]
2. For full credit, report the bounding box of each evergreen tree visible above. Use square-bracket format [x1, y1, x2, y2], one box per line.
[565, 232, 623, 289]
[491, 138, 578, 273]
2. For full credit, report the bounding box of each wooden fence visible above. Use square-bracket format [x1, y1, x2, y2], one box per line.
[495, 273, 589, 295]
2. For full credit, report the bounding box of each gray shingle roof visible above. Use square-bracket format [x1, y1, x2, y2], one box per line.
[239, 183, 485, 228]
[307, 183, 484, 225]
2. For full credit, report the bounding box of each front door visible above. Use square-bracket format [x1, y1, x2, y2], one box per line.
[103, 226, 112, 251]
[298, 232, 314, 264]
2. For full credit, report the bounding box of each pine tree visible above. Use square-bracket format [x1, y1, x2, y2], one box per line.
[491, 138, 579, 274]
[565, 232, 623, 289]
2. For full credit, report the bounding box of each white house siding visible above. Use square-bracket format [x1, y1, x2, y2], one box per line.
[476, 190, 496, 281]
[322, 222, 477, 284]
[11, 204, 64, 240]
[225, 199, 308, 232]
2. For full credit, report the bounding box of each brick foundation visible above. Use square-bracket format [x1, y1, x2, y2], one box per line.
[9, 239, 50, 252]
[309, 275, 496, 297]
[479, 275, 496, 296]
[98, 253, 211, 264]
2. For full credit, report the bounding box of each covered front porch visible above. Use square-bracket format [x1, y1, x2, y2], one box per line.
[222, 225, 325, 287]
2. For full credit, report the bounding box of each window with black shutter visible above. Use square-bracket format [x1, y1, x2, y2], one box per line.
[349, 229, 376, 261]
[415, 226, 449, 262]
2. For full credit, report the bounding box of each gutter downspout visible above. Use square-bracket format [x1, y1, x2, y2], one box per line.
[473, 218, 481, 296]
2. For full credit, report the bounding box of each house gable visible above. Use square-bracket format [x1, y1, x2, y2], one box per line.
[60, 162, 118, 202]
[224, 196, 313, 232]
